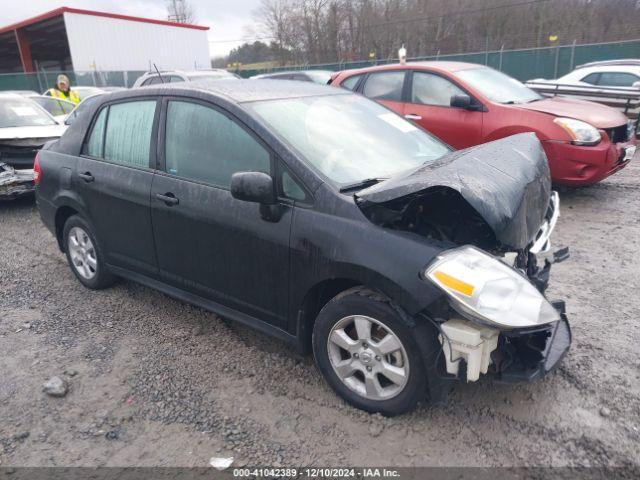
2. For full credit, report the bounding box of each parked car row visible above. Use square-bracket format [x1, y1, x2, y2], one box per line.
[252, 62, 636, 186]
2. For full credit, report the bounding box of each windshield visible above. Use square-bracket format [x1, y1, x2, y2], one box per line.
[65, 94, 103, 125]
[0, 97, 57, 128]
[305, 71, 333, 84]
[32, 97, 75, 117]
[250, 94, 450, 185]
[74, 87, 104, 100]
[456, 67, 542, 104]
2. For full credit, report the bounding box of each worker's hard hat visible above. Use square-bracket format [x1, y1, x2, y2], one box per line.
[57, 74, 70, 85]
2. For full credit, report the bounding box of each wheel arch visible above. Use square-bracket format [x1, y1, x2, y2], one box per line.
[52, 193, 90, 252]
[294, 277, 417, 356]
[55, 205, 79, 251]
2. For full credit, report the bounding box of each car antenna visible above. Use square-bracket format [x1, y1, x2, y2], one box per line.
[153, 63, 165, 84]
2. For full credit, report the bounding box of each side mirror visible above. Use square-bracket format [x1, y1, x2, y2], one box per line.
[230, 171, 276, 205]
[632, 81, 640, 89]
[450, 94, 472, 109]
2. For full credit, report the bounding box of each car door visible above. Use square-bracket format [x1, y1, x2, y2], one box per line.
[359, 70, 407, 115]
[150, 98, 292, 328]
[76, 98, 159, 277]
[402, 70, 483, 149]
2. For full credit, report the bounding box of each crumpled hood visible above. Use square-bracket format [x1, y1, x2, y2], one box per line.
[515, 96, 628, 128]
[0, 124, 67, 143]
[356, 133, 551, 250]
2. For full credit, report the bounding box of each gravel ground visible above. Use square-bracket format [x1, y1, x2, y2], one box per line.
[0, 158, 639, 471]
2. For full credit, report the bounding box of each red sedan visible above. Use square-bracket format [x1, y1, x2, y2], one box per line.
[330, 62, 636, 186]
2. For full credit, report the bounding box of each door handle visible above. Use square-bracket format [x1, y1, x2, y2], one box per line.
[155, 192, 179, 206]
[405, 114, 422, 121]
[78, 172, 94, 183]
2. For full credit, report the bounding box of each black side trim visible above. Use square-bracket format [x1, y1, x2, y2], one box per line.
[108, 264, 299, 348]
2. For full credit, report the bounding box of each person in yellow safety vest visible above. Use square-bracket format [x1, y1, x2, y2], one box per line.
[45, 74, 80, 105]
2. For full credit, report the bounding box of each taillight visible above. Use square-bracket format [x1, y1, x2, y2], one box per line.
[33, 151, 41, 185]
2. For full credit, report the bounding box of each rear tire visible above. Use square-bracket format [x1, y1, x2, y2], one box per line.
[63, 215, 115, 289]
[312, 288, 430, 416]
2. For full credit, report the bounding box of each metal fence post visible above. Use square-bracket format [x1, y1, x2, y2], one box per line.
[34, 60, 43, 92]
[569, 39, 577, 70]
[499, 45, 504, 71]
[484, 36, 489, 65]
[554, 45, 560, 78]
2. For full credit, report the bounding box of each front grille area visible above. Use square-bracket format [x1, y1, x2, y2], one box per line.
[605, 124, 630, 143]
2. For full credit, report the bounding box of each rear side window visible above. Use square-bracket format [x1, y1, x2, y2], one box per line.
[411, 72, 465, 106]
[164, 100, 270, 188]
[597, 72, 639, 87]
[84, 107, 107, 157]
[341, 75, 362, 91]
[142, 76, 161, 86]
[363, 71, 405, 101]
[101, 101, 156, 167]
[581, 73, 600, 85]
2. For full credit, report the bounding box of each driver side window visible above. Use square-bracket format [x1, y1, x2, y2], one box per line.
[164, 100, 271, 188]
[411, 72, 465, 107]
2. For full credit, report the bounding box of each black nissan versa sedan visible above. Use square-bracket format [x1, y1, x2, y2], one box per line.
[35, 80, 571, 415]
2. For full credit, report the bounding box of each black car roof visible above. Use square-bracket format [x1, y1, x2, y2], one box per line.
[110, 79, 350, 104]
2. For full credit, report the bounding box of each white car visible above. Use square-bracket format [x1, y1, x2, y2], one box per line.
[532, 59, 640, 88]
[0, 93, 67, 198]
[132, 69, 239, 88]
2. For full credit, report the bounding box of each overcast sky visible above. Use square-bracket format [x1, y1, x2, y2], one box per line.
[0, 0, 262, 57]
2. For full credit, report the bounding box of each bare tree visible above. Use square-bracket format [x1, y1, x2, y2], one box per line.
[251, 0, 640, 66]
[167, 0, 196, 24]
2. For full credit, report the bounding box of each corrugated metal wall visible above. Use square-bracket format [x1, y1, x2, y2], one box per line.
[63, 12, 210, 71]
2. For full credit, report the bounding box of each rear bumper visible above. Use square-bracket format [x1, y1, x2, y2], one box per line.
[543, 136, 636, 186]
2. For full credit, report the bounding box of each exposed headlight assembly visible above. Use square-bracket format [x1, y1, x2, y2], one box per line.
[425, 246, 560, 329]
[553, 117, 601, 145]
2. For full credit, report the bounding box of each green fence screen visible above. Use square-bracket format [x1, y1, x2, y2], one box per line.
[0, 70, 146, 93]
[1, 39, 639, 91]
[238, 39, 640, 80]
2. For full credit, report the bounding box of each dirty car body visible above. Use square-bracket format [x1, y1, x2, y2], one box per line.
[35, 80, 570, 415]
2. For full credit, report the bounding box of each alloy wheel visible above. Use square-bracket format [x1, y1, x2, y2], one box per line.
[327, 315, 410, 400]
[68, 226, 98, 280]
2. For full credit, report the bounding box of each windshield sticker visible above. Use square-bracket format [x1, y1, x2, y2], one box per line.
[377, 113, 418, 133]
[11, 106, 40, 117]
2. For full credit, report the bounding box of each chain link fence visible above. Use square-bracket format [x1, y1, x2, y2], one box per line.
[0, 70, 146, 93]
[1, 39, 638, 92]
[236, 39, 640, 81]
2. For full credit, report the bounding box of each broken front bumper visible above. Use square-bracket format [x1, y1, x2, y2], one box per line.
[437, 300, 571, 384]
[0, 163, 35, 199]
[492, 300, 571, 383]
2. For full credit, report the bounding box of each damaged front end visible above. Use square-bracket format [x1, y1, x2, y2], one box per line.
[0, 162, 35, 199]
[356, 133, 570, 385]
[0, 137, 50, 169]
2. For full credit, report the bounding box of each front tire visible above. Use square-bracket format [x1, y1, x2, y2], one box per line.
[312, 288, 429, 416]
[63, 215, 115, 289]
